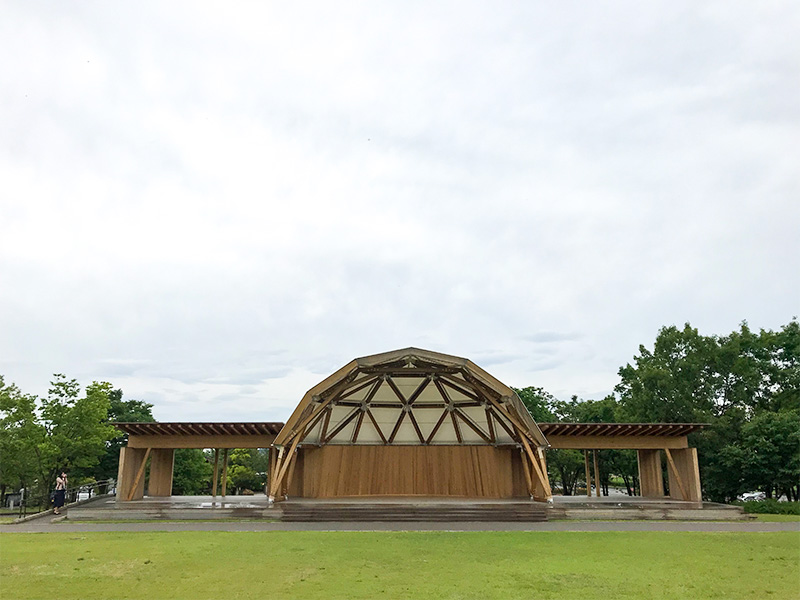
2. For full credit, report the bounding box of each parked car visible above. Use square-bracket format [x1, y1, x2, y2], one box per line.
[739, 491, 766, 501]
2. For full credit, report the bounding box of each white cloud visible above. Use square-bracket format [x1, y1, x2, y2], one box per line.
[1, 0, 798, 419]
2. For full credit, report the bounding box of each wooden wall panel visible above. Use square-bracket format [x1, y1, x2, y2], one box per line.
[288, 445, 528, 498]
[637, 449, 664, 497]
[667, 448, 702, 502]
[148, 448, 175, 497]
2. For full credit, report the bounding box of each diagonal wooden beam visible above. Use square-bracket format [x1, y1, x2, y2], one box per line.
[426, 409, 450, 444]
[126, 447, 151, 501]
[664, 448, 688, 501]
[351, 410, 365, 443]
[519, 448, 534, 497]
[485, 396, 536, 443]
[324, 407, 361, 444]
[270, 430, 303, 499]
[407, 409, 426, 444]
[385, 376, 408, 404]
[388, 409, 407, 444]
[319, 405, 332, 445]
[450, 410, 463, 444]
[488, 406, 518, 440]
[339, 376, 381, 400]
[365, 407, 387, 444]
[485, 406, 496, 443]
[454, 408, 491, 443]
[406, 377, 431, 405]
[439, 376, 481, 401]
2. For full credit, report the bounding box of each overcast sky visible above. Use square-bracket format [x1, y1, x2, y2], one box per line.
[1, 1, 798, 422]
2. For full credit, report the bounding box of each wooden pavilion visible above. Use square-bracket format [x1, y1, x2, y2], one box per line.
[269, 348, 552, 501]
[113, 347, 705, 505]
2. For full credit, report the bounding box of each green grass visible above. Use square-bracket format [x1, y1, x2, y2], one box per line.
[751, 514, 800, 522]
[1, 531, 798, 599]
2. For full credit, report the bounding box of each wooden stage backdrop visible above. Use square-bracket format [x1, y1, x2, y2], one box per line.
[287, 445, 529, 498]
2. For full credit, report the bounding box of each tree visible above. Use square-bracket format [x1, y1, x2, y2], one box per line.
[0, 377, 45, 502]
[514, 387, 556, 422]
[738, 410, 800, 501]
[36, 375, 117, 494]
[616, 324, 719, 423]
[91, 389, 155, 482]
[172, 449, 212, 495]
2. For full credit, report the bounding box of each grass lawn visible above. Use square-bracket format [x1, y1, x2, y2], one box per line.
[751, 514, 800, 522]
[1, 531, 798, 599]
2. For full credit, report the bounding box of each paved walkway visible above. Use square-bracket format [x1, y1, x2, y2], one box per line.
[3, 518, 798, 533]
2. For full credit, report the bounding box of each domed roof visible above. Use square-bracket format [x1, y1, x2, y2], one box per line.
[274, 348, 548, 448]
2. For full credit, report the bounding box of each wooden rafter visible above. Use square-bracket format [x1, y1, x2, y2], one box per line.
[485, 406, 496, 443]
[339, 375, 381, 399]
[426, 409, 450, 444]
[406, 377, 431, 405]
[385, 377, 408, 404]
[450, 410, 463, 443]
[319, 405, 332, 444]
[488, 406, 517, 441]
[365, 408, 388, 444]
[439, 376, 481, 401]
[324, 407, 361, 444]
[351, 410, 366, 443]
[407, 410, 426, 444]
[388, 409, 407, 444]
[454, 408, 491, 443]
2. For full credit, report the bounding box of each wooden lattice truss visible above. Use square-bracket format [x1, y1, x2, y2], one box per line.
[269, 348, 552, 501]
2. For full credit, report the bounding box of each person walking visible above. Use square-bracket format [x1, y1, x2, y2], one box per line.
[53, 471, 67, 515]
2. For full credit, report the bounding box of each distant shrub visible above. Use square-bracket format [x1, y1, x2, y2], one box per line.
[735, 500, 800, 515]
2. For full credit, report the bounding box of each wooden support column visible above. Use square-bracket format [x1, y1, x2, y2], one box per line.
[117, 446, 149, 502]
[593, 450, 601, 497]
[584, 451, 592, 497]
[211, 449, 220, 498]
[148, 449, 175, 497]
[532, 448, 549, 500]
[267, 446, 278, 496]
[221, 449, 229, 497]
[126, 447, 151, 501]
[666, 448, 702, 502]
[637, 449, 664, 497]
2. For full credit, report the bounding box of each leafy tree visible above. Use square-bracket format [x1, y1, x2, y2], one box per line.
[514, 387, 556, 422]
[738, 410, 800, 501]
[616, 324, 719, 422]
[37, 375, 117, 493]
[172, 449, 212, 495]
[547, 449, 585, 495]
[0, 377, 45, 502]
[227, 449, 264, 493]
[91, 389, 155, 482]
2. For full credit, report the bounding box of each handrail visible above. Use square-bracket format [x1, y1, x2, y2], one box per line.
[16, 479, 116, 519]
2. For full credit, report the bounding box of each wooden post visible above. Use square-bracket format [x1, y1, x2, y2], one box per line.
[584, 450, 592, 497]
[221, 449, 229, 497]
[664, 448, 688, 501]
[284, 449, 300, 497]
[593, 450, 601, 497]
[666, 448, 702, 502]
[117, 446, 148, 502]
[126, 447, 151, 501]
[267, 446, 278, 496]
[520, 449, 534, 497]
[271, 432, 303, 499]
[211, 449, 220, 498]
